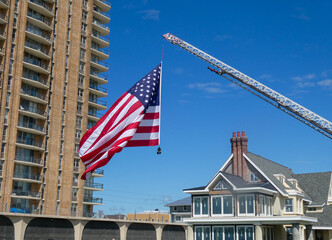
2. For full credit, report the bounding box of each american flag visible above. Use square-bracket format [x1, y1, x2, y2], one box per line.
[79, 64, 162, 179]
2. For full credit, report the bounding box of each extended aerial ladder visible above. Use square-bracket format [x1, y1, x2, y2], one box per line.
[163, 33, 332, 140]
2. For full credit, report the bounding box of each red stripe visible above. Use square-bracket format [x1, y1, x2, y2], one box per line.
[80, 92, 129, 148]
[135, 126, 159, 133]
[143, 112, 160, 119]
[81, 120, 142, 163]
[126, 139, 159, 147]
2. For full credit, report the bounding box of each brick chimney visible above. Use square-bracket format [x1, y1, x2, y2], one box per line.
[230, 131, 249, 181]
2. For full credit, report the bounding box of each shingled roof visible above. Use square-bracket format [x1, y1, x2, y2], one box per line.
[164, 197, 191, 207]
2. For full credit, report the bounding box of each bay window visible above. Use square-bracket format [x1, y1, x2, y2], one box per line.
[259, 195, 273, 216]
[194, 196, 209, 216]
[238, 194, 255, 215]
[211, 195, 233, 216]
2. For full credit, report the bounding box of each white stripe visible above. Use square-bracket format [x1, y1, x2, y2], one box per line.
[79, 94, 132, 153]
[131, 132, 159, 140]
[146, 105, 160, 113]
[83, 106, 144, 156]
[139, 118, 160, 127]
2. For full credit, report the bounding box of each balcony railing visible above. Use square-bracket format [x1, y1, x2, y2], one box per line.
[25, 41, 50, 56]
[26, 26, 51, 41]
[0, 30, 6, 37]
[13, 172, 41, 181]
[24, 57, 49, 71]
[91, 46, 109, 55]
[88, 111, 103, 118]
[93, 6, 111, 18]
[16, 138, 44, 148]
[0, 0, 8, 6]
[19, 106, 46, 116]
[0, 12, 7, 21]
[92, 32, 110, 43]
[0, 47, 5, 54]
[97, 0, 111, 7]
[22, 71, 48, 85]
[90, 84, 107, 93]
[90, 71, 108, 81]
[93, 169, 104, 175]
[83, 197, 103, 204]
[28, 0, 53, 13]
[91, 58, 109, 68]
[92, 19, 110, 30]
[83, 212, 96, 218]
[27, 11, 52, 27]
[21, 89, 47, 101]
[89, 97, 107, 106]
[84, 182, 103, 189]
[12, 190, 41, 198]
[18, 121, 44, 132]
[15, 155, 42, 165]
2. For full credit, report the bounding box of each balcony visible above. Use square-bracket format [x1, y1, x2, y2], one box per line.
[21, 72, 48, 89]
[0, 63, 3, 72]
[93, 6, 110, 23]
[83, 197, 103, 205]
[15, 155, 43, 167]
[26, 26, 51, 45]
[16, 138, 44, 151]
[17, 121, 45, 135]
[92, 32, 109, 48]
[92, 19, 110, 35]
[90, 58, 109, 72]
[0, 46, 5, 56]
[0, 0, 9, 9]
[19, 106, 46, 120]
[94, 0, 111, 12]
[27, 11, 52, 31]
[89, 97, 107, 110]
[90, 71, 108, 84]
[25, 41, 50, 60]
[92, 169, 104, 177]
[20, 89, 47, 104]
[0, 12, 7, 24]
[28, 0, 53, 18]
[23, 57, 50, 74]
[89, 84, 107, 97]
[84, 182, 103, 191]
[0, 29, 6, 40]
[87, 111, 103, 121]
[91, 46, 109, 60]
[13, 172, 42, 183]
[11, 190, 41, 199]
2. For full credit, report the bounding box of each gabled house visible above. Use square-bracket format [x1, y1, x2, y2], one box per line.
[183, 132, 332, 240]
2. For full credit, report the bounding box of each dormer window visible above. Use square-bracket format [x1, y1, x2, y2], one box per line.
[279, 177, 284, 183]
[250, 172, 258, 183]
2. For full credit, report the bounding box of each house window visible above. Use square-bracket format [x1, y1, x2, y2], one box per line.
[195, 226, 211, 240]
[193, 197, 208, 216]
[263, 226, 274, 240]
[237, 226, 254, 240]
[286, 227, 292, 240]
[250, 172, 258, 183]
[175, 216, 181, 222]
[260, 195, 273, 216]
[285, 198, 293, 212]
[212, 226, 235, 240]
[184, 206, 187, 211]
[211, 195, 233, 216]
[214, 180, 229, 190]
[238, 195, 255, 215]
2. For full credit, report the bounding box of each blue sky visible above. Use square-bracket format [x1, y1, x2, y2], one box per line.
[93, 0, 332, 215]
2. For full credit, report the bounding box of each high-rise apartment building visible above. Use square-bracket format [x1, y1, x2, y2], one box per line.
[0, 0, 110, 217]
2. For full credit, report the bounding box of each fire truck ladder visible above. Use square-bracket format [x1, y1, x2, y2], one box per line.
[163, 33, 332, 140]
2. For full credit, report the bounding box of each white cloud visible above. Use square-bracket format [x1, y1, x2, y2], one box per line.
[291, 73, 316, 81]
[139, 9, 160, 21]
[188, 82, 225, 94]
[321, 70, 332, 78]
[317, 79, 332, 89]
[292, 8, 310, 21]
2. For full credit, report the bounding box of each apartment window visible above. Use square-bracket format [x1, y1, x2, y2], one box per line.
[285, 198, 293, 213]
[60, 141, 64, 154]
[79, 75, 84, 85]
[77, 102, 82, 114]
[78, 88, 83, 99]
[58, 171, 61, 184]
[81, 36, 86, 47]
[76, 116, 82, 129]
[4, 109, 9, 124]
[80, 49, 86, 60]
[81, 23, 87, 34]
[59, 155, 62, 169]
[72, 188, 78, 199]
[238, 195, 255, 215]
[83, 0, 88, 8]
[211, 195, 233, 216]
[195, 226, 211, 240]
[2, 126, 7, 140]
[237, 226, 254, 240]
[6, 92, 10, 107]
[57, 186, 61, 200]
[194, 197, 208, 216]
[71, 203, 77, 214]
[82, 10, 88, 22]
[75, 130, 81, 139]
[1, 143, 6, 158]
[74, 159, 79, 168]
[64, 82, 67, 95]
[73, 174, 79, 186]
[75, 144, 79, 153]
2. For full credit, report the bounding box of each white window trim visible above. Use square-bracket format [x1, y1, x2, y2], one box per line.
[195, 226, 211, 240]
[237, 194, 256, 216]
[212, 226, 235, 240]
[211, 195, 234, 217]
[285, 198, 293, 213]
[193, 196, 209, 217]
[259, 195, 273, 216]
[236, 225, 255, 240]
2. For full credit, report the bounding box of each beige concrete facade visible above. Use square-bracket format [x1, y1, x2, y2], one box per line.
[0, 0, 110, 218]
[127, 211, 170, 223]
